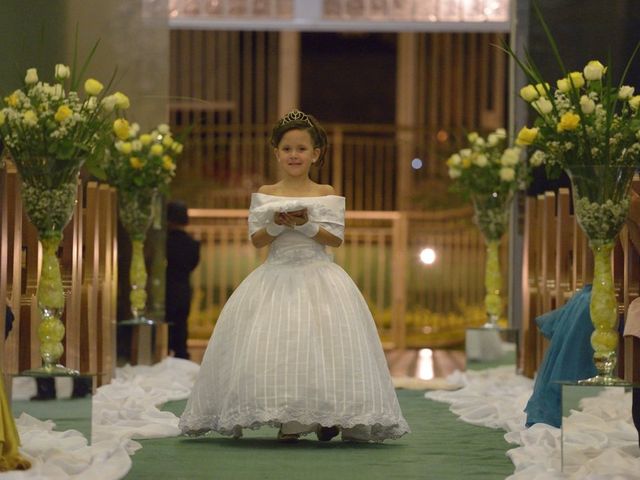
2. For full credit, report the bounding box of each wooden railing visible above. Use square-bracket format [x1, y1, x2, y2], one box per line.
[171, 122, 463, 211]
[185, 206, 507, 349]
[0, 162, 119, 385]
[522, 186, 640, 382]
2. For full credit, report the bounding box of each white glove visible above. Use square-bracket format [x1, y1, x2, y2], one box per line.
[294, 221, 320, 237]
[266, 222, 286, 237]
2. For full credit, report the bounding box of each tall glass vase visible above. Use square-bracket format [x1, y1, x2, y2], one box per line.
[118, 189, 157, 325]
[471, 191, 512, 328]
[20, 174, 79, 375]
[567, 165, 635, 385]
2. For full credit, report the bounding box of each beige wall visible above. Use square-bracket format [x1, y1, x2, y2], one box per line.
[0, 0, 169, 129]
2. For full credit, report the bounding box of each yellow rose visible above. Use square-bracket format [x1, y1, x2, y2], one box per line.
[583, 60, 606, 81]
[171, 142, 183, 154]
[619, 86, 635, 100]
[54, 105, 72, 122]
[519, 85, 539, 102]
[129, 157, 144, 169]
[84, 78, 104, 96]
[162, 135, 174, 147]
[500, 167, 516, 182]
[162, 155, 175, 171]
[5, 92, 19, 107]
[534, 83, 550, 97]
[150, 144, 164, 156]
[113, 118, 131, 140]
[113, 91, 130, 109]
[0, 111, 5, 126]
[556, 78, 571, 93]
[516, 126, 539, 146]
[139, 134, 152, 146]
[567, 72, 585, 89]
[22, 110, 37, 126]
[557, 112, 581, 132]
[120, 142, 133, 155]
[629, 95, 640, 111]
[461, 157, 472, 169]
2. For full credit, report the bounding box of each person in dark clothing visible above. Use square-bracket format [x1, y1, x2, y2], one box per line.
[166, 201, 200, 360]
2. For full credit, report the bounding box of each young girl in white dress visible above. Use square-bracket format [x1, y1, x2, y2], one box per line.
[179, 109, 410, 442]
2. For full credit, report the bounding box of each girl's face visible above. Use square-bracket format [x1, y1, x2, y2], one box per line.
[274, 129, 320, 178]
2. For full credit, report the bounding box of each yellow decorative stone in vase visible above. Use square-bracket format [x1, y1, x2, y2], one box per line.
[471, 190, 512, 328]
[567, 165, 635, 385]
[118, 188, 158, 325]
[21, 175, 79, 375]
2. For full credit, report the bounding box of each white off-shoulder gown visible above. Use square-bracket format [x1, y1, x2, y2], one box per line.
[179, 193, 410, 441]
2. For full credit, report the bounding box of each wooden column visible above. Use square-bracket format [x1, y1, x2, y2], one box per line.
[278, 31, 300, 116]
[395, 33, 418, 212]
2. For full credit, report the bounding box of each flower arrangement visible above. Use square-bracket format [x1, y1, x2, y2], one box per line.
[0, 61, 128, 374]
[0, 65, 129, 185]
[446, 128, 527, 327]
[446, 128, 527, 241]
[504, 2, 640, 384]
[513, 61, 640, 176]
[106, 121, 182, 194]
[106, 121, 183, 323]
[0, 65, 129, 237]
[106, 121, 182, 237]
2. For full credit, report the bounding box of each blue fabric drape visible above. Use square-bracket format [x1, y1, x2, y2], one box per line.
[524, 285, 597, 428]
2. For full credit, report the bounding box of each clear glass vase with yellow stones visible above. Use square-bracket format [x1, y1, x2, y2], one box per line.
[118, 188, 157, 325]
[567, 165, 635, 385]
[471, 190, 512, 328]
[20, 173, 79, 375]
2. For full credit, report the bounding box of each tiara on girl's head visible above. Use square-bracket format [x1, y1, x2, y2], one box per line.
[280, 109, 312, 127]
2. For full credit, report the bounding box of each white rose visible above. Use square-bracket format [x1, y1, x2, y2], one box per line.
[158, 123, 170, 134]
[579, 95, 595, 114]
[25, 68, 38, 85]
[619, 86, 635, 100]
[583, 60, 606, 81]
[495, 128, 507, 138]
[55, 64, 70, 80]
[131, 140, 142, 151]
[474, 154, 488, 167]
[500, 167, 516, 182]
[460, 148, 472, 158]
[629, 95, 640, 111]
[448, 168, 461, 179]
[130, 122, 140, 136]
[474, 137, 485, 147]
[532, 97, 553, 114]
[530, 150, 545, 166]
[447, 153, 461, 166]
[52, 84, 64, 98]
[500, 148, 520, 166]
[86, 96, 98, 110]
[101, 95, 117, 112]
[487, 134, 499, 146]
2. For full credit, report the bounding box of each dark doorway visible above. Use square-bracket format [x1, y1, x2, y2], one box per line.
[300, 32, 397, 124]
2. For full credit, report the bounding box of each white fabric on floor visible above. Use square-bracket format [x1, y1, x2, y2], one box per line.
[426, 366, 640, 479]
[3, 357, 199, 480]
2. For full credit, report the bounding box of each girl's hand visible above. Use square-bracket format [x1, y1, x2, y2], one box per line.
[286, 208, 309, 226]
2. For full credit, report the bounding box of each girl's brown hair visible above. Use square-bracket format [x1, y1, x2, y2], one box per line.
[269, 109, 328, 167]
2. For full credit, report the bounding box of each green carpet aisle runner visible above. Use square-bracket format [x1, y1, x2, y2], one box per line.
[126, 390, 513, 480]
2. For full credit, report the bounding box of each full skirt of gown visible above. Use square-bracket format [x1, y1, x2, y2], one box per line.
[179, 232, 410, 441]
